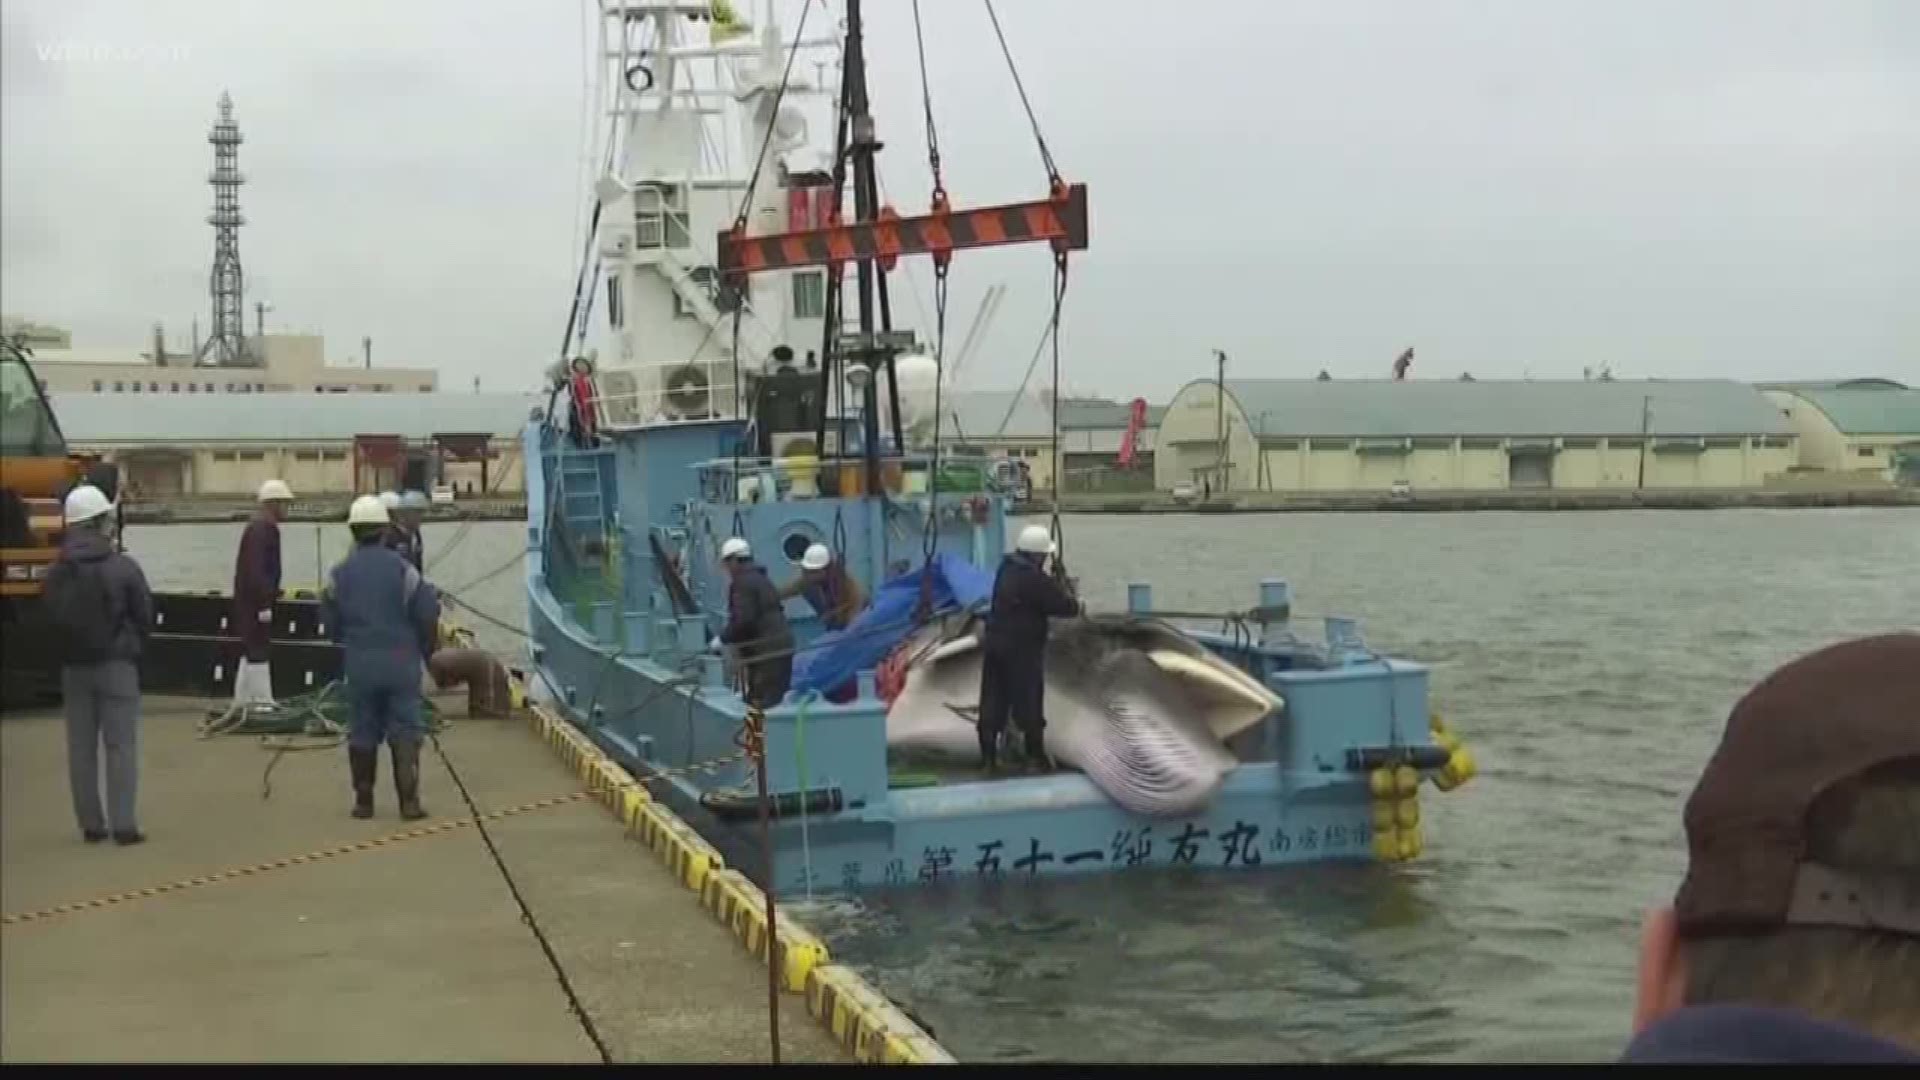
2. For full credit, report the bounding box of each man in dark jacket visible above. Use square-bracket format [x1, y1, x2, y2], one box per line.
[322, 494, 442, 821]
[978, 524, 1081, 774]
[716, 537, 793, 709]
[43, 484, 154, 845]
[1623, 633, 1920, 1063]
[388, 489, 427, 572]
[231, 478, 293, 707]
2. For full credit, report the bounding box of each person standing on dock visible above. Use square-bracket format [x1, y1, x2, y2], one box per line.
[779, 543, 868, 632]
[978, 525, 1081, 775]
[43, 484, 154, 846]
[389, 489, 427, 572]
[230, 478, 293, 709]
[323, 495, 441, 822]
[715, 537, 793, 709]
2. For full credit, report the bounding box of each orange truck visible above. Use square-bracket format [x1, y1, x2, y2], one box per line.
[1, 339, 114, 703]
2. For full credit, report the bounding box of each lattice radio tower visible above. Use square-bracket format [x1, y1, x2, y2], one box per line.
[196, 91, 252, 367]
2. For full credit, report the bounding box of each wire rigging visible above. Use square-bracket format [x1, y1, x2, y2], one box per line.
[912, 0, 950, 583]
[982, 0, 1062, 185]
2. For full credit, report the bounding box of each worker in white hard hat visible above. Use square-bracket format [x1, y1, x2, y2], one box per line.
[714, 536, 794, 708]
[777, 542, 868, 632]
[322, 494, 441, 821]
[228, 478, 296, 709]
[387, 489, 428, 572]
[43, 484, 154, 844]
[977, 524, 1081, 774]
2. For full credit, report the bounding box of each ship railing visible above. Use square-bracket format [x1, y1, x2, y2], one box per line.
[692, 451, 1004, 507]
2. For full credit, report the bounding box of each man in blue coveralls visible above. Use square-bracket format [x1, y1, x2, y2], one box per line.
[323, 494, 441, 821]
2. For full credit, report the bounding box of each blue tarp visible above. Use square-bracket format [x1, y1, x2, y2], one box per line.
[791, 553, 995, 695]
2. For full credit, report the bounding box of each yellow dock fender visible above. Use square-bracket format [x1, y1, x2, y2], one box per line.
[1428, 711, 1478, 792]
[1367, 711, 1479, 864]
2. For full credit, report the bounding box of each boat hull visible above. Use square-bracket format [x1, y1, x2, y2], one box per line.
[525, 565, 1427, 895]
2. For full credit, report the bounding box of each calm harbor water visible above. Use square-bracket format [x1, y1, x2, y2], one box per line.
[128, 509, 1918, 1063]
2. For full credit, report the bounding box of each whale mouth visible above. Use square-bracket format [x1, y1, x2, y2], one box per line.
[884, 615, 1285, 816]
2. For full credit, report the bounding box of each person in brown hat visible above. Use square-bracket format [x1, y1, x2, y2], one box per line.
[1624, 632, 1920, 1062]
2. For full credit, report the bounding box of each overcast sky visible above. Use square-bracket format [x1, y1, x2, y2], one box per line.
[3, 0, 1915, 398]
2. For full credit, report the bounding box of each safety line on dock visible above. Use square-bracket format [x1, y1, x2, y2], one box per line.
[0, 791, 591, 928]
[523, 697, 958, 1065]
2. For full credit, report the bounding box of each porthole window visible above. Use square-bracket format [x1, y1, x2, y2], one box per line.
[780, 527, 823, 566]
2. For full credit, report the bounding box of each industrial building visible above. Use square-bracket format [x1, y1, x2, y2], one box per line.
[51, 392, 540, 498]
[10, 322, 438, 397]
[1760, 379, 1920, 482]
[937, 391, 1162, 493]
[6, 93, 436, 399]
[1154, 379, 1798, 494]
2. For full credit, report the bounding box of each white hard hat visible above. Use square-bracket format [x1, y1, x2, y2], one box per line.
[63, 485, 113, 525]
[719, 537, 751, 562]
[801, 543, 831, 571]
[399, 489, 430, 511]
[378, 491, 401, 510]
[257, 478, 294, 502]
[348, 494, 391, 526]
[1015, 524, 1055, 555]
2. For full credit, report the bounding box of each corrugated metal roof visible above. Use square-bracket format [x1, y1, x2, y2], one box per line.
[50, 391, 547, 444]
[46, 388, 1156, 447]
[1188, 379, 1794, 439]
[935, 392, 1154, 441]
[1756, 378, 1909, 392]
[1786, 388, 1920, 437]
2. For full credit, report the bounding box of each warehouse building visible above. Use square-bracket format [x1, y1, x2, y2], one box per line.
[1759, 379, 1920, 481]
[1154, 379, 1797, 494]
[51, 392, 540, 498]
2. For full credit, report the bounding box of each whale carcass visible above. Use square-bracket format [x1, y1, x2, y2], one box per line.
[883, 614, 1283, 816]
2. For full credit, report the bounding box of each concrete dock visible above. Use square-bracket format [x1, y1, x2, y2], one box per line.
[0, 694, 843, 1064]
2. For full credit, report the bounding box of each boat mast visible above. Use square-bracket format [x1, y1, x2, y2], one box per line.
[817, 0, 904, 498]
[717, 1, 1092, 491]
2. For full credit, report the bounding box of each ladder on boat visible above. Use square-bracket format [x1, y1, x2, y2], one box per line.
[555, 449, 608, 570]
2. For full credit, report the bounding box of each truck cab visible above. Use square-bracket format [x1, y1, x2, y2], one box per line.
[1, 340, 106, 701]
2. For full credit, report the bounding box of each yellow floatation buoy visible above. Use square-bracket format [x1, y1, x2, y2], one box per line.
[1429, 711, 1479, 792]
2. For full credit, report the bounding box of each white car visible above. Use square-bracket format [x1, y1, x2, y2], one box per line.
[1389, 480, 1413, 500]
[1170, 481, 1199, 504]
[430, 482, 455, 506]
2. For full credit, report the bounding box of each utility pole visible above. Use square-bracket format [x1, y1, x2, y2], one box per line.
[1214, 348, 1228, 493]
[1637, 394, 1652, 489]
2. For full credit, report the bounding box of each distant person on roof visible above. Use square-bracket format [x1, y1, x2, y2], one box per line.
[1622, 633, 1920, 1063]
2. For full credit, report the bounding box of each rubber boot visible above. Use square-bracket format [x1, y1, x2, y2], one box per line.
[391, 741, 428, 821]
[1022, 729, 1053, 775]
[978, 727, 1001, 777]
[349, 748, 378, 819]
